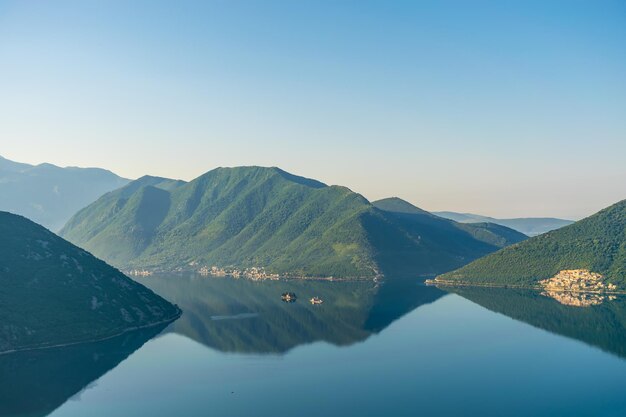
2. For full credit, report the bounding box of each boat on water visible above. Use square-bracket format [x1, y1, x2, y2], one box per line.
[309, 297, 323, 305]
[281, 292, 297, 302]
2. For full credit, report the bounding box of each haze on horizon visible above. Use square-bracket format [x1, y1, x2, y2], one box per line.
[1, 0, 624, 220]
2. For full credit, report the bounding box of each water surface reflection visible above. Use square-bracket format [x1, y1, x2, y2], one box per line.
[136, 274, 446, 354]
[0, 324, 166, 417]
[450, 287, 626, 359]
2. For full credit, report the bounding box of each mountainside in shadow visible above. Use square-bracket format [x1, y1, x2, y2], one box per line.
[0, 211, 180, 353]
[0, 155, 130, 231]
[61, 167, 526, 279]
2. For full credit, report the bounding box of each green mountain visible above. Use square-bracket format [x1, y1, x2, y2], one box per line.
[0, 211, 180, 353]
[436, 199, 626, 287]
[61, 167, 526, 279]
[0, 155, 130, 231]
[371, 197, 431, 215]
[434, 211, 574, 236]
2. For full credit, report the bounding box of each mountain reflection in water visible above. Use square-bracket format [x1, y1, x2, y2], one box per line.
[0, 324, 166, 417]
[450, 287, 626, 359]
[4, 275, 626, 417]
[136, 273, 446, 354]
[0, 275, 444, 417]
[540, 290, 617, 307]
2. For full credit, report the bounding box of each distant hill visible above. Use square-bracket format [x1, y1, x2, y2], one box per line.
[0, 211, 180, 353]
[436, 199, 626, 287]
[373, 198, 527, 250]
[0, 155, 130, 231]
[60, 167, 526, 279]
[434, 211, 573, 236]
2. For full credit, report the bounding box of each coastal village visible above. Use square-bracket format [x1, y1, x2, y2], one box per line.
[539, 269, 619, 307]
[539, 269, 618, 293]
[198, 265, 280, 281]
[427, 268, 622, 308]
[128, 269, 153, 277]
[126, 263, 338, 281]
[126, 265, 281, 281]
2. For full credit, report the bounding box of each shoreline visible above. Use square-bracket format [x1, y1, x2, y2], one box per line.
[138, 270, 386, 282]
[425, 279, 626, 295]
[134, 269, 438, 283]
[0, 309, 181, 357]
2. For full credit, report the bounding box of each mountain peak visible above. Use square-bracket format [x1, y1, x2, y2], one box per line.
[372, 197, 430, 215]
[113, 175, 185, 198]
[194, 166, 327, 189]
[270, 167, 326, 188]
[0, 155, 34, 172]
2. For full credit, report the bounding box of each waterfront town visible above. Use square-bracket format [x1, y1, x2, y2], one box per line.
[198, 265, 280, 280]
[539, 269, 618, 293]
[539, 269, 619, 307]
[128, 269, 153, 277]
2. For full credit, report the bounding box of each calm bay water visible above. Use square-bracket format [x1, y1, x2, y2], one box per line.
[4, 274, 626, 417]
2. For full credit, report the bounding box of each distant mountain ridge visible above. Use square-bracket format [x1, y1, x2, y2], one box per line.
[0, 211, 180, 353]
[372, 197, 527, 250]
[436, 199, 626, 287]
[0, 155, 130, 231]
[60, 167, 526, 279]
[434, 210, 573, 236]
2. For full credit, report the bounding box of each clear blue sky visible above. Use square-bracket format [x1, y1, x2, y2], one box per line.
[1, 0, 624, 219]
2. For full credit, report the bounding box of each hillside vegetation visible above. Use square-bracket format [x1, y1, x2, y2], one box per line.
[0, 211, 180, 353]
[61, 167, 526, 279]
[436, 199, 626, 287]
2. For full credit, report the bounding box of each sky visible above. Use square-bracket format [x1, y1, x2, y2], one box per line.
[1, 0, 624, 219]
